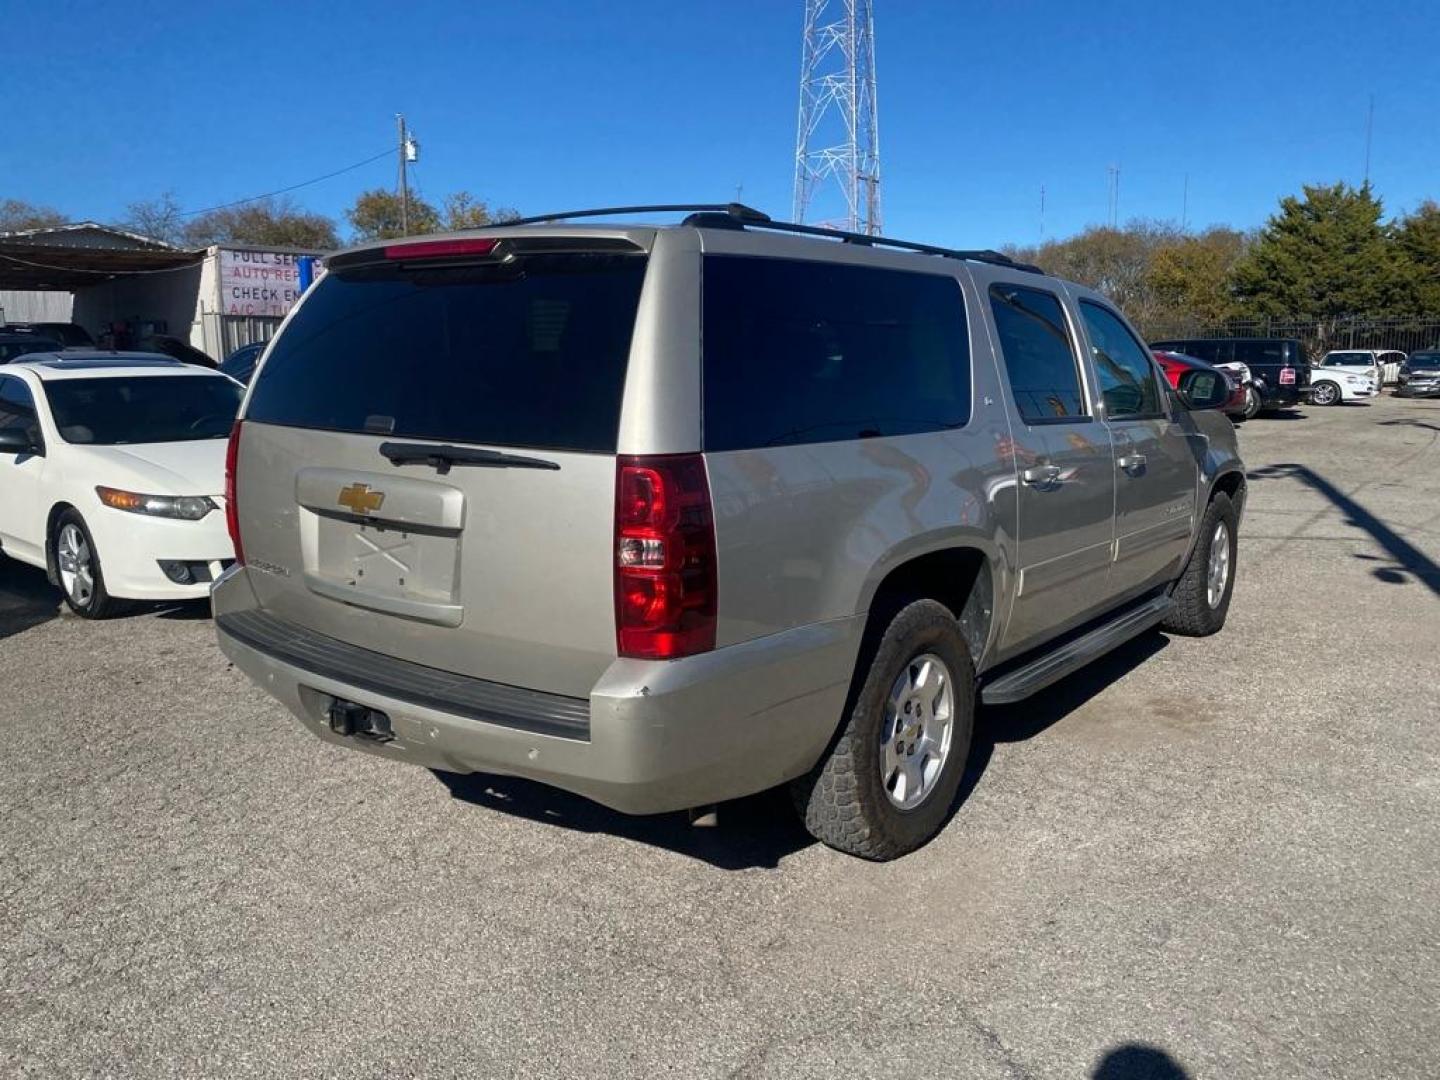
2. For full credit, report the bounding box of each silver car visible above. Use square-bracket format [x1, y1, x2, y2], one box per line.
[213, 205, 1245, 859]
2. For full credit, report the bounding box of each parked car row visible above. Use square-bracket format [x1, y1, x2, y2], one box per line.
[1, 320, 272, 375]
[1146, 337, 1440, 415]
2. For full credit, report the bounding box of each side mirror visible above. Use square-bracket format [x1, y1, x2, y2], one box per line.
[0, 427, 38, 455]
[1176, 368, 1230, 411]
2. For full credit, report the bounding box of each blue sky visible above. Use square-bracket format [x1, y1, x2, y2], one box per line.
[3, 0, 1437, 249]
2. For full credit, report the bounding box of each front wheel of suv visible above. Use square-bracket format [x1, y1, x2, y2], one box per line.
[791, 599, 975, 860]
[1162, 492, 1238, 637]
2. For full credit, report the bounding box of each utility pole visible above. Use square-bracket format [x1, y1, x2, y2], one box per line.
[1039, 185, 1045, 241]
[1106, 165, 1121, 228]
[396, 114, 419, 235]
[1182, 173, 1189, 232]
[793, 0, 881, 233]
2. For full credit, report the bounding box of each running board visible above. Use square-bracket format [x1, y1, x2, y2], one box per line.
[980, 595, 1173, 705]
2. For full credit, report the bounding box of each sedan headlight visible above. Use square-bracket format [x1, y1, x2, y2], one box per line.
[96, 486, 216, 520]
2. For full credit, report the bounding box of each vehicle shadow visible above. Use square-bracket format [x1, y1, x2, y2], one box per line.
[434, 771, 815, 871]
[1092, 1042, 1192, 1078]
[153, 600, 213, 620]
[1377, 417, 1440, 433]
[977, 631, 1169, 746]
[0, 558, 62, 641]
[0, 557, 211, 632]
[1256, 410, 1308, 420]
[437, 631, 1170, 870]
[1248, 463, 1440, 596]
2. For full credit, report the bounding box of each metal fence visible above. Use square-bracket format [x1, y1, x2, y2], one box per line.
[1147, 317, 1440, 358]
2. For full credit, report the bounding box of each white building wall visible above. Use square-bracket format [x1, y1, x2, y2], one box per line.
[70, 264, 203, 345]
[0, 289, 74, 323]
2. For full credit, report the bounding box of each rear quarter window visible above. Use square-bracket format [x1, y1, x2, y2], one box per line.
[244, 253, 647, 453]
[701, 256, 971, 451]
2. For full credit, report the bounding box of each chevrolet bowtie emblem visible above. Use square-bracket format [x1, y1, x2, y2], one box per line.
[337, 483, 385, 515]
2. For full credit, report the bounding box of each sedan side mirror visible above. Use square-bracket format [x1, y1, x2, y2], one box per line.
[0, 427, 39, 455]
[1176, 368, 1230, 411]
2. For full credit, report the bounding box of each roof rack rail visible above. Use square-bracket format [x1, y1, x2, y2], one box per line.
[491, 202, 1041, 274]
[495, 203, 773, 228]
[734, 216, 1041, 274]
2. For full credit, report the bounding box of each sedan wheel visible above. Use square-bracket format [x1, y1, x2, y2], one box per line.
[57, 522, 96, 609]
[1311, 381, 1340, 406]
[52, 510, 126, 619]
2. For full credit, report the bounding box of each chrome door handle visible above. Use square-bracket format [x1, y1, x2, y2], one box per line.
[1117, 453, 1147, 474]
[1021, 464, 1062, 487]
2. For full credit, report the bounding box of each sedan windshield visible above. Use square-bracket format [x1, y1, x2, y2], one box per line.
[1408, 353, 1440, 369]
[43, 376, 242, 445]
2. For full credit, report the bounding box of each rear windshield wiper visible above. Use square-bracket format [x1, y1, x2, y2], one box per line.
[378, 441, 560, 474]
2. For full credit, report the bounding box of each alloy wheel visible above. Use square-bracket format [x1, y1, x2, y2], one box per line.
[879, 652, 955, 810]
[56, 523, 95, 609]
[1206, 521, 1231, 608]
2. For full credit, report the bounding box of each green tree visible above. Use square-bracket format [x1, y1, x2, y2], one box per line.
[1229, 182, 1403, 324]
[441, 191, 520, 231]
[0, 198, 66, 232]
[182, 196, 338, 250]
[1144, 227, 1248, 329]
[344, 188, 441, 241]
[122, 191, 186, 245]
[1008, 220, 1183, 333]
[1394, 200, 1440, 315]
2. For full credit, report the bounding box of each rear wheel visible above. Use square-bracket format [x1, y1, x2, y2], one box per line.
[1311, 380, 1340, 406]
[1242, 386, 1262, 419]
[791, 599, 975, 860]
[53, 510, 127, 619]
[1163, 492, 1237, 637]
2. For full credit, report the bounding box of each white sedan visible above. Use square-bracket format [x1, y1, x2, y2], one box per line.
[0, 353, 239, 617]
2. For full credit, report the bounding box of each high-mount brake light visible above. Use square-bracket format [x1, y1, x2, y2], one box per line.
[614, 455, 717, 660]
[383, 238, 500, 260]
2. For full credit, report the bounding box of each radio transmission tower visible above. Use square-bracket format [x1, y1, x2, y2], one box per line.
[792, 0, 880, 234]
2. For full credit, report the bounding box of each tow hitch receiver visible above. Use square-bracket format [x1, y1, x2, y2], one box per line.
[327, 699, 394, 742]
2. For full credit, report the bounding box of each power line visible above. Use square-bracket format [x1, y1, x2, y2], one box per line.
[0, 251, 202, 276]
[177, 146, 396, 217]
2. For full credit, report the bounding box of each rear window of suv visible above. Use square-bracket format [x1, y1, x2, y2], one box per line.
[702, 256, 970, 451]
[244, 252, 647, 453]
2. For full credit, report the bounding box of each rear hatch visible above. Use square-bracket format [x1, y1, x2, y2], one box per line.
[231, 234, 651, 698]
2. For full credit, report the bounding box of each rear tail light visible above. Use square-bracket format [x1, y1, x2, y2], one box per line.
[224, 420, 245, 565]
[614, 454, 717, 659]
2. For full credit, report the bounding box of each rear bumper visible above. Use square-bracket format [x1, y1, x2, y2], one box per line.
[212, 565, 861, 814]
[1396, 382, 1440, 398]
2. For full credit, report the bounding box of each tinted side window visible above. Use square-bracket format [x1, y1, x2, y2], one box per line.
[1233, 341, 1286, 367]
[702, 256, 970, 451]
[988, 284, 1086, 423]
[1179, 340, 1226, 365]
[0, 376, 40, 442]
[1079, 302, 1163, 419]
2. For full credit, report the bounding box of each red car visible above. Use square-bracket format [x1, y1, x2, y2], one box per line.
[1152, 350, 1249, 419]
